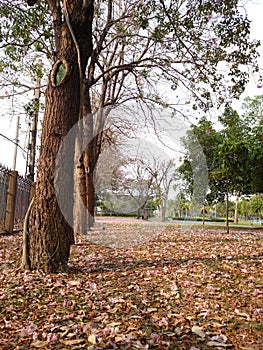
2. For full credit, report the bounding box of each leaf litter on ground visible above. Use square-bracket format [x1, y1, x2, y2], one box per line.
[0, 220, 262, 349]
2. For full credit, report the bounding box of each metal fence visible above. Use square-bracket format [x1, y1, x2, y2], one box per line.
[14, 175, 32, 230]
[0, 164, 32, 232]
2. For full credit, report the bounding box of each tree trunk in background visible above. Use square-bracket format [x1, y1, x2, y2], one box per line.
[234, 191, 240, 224]
[161, 199, 166, 222]
[226, 176, 229, 234]
[83, 122, 95, 230]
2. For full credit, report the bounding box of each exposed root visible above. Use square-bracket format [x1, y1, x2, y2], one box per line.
[18, 198, 34, 271]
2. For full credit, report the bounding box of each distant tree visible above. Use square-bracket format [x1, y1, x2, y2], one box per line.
[179, 117, 224, 203]
[122, 160, 155, 220]
[179, 105, 262, 230]
[249, 194, 263, 218]
[215, 200, 235, 218]
[143, 159, 175, 222]
[241, 95, 263, 193]
[168, 191, 190, 218]
[238, 198, 251, 220]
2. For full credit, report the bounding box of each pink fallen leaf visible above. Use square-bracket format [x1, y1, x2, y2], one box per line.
[150, 333, 161, 344]
[211, 334, 228, 343]
[158, 318, 169, 327]
[46, 333, 58, 342]
[234, 308, 251, 321]
[89, 282, 97, 291]
[20, 321, 38, 337]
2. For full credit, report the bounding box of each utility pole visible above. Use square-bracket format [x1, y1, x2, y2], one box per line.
[27, 76, 41, 182]
[11, 84, 20, 171]
[12, 114, 20, 171]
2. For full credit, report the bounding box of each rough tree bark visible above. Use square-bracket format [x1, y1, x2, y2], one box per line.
[23, 0, 94, 273]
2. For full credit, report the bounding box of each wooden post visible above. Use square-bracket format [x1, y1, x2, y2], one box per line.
[4, 171, 18, 234]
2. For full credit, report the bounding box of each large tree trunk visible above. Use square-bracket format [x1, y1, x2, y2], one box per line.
[27, 64, 79, 272]
[25, 1, 94, 272]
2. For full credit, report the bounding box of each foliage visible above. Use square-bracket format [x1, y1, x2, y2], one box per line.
[0, 0, 261, 113]
[179, 103, 263, 204]
[0, 2, 52, 98]
[249, 194, 263, 218]
[168, 192, 191, 217]
[179, 117, 225, 203]
[238, 198, 251, 219]
[213, 200, 235, 218]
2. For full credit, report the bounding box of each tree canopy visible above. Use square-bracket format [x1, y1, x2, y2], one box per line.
[179, 99, 263, 206]
[0, 0, 260, 112]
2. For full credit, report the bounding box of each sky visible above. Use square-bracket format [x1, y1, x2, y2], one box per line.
[232, 0, 263, 105]
[0, 0, 263, 176]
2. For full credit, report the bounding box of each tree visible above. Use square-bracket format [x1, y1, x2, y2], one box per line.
[250, 194, 263, 218]
[238, 198, 251, 220]
[214, 200, 235, 218]
[123, 160, 155, 220]
[179, 105, 262, 230]
[167, 191, 190, 218]
[143, 158, 175, 222]
[96, 155, 155, 219]
[1, 0, 260, 271]
[217, 106, 263, 224]
[179, 117, 224, 204]
[241, 95, 263, 193]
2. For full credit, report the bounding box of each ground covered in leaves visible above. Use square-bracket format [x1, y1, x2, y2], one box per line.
[0, 219, 263, 349]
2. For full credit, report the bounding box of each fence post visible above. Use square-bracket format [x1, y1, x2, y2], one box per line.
[4, 171, 18, 234]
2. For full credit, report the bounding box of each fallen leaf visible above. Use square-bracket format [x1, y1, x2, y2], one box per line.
[108, 321, 121, 327]
[67, 280, 81, 286]
[115, 335, 125, 342]
[234, 308, 251, 321]
[211, 334, 228, 343]
[30, 341, 49, 348]
[207, 341, 234, 348]
[192, 325, 206, 339]
[88, 334, 96, 345]
[147, 307, 158, 312]
[60, 338, 85, 345]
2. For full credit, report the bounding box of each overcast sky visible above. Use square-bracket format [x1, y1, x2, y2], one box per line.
[236, 0, 263, 97]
